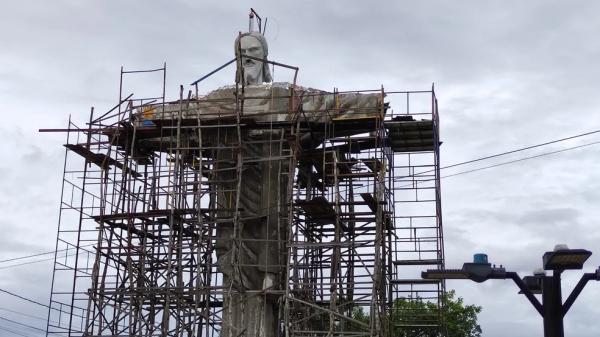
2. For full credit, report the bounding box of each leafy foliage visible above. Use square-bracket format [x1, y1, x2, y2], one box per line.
[441, 290, 482, 337]
[349, 290, 482, 337]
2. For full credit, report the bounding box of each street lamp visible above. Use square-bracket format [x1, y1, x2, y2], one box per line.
[422, 246, 600, 337]
[520, 269, 544, 295]
[543, 245, 592, 271]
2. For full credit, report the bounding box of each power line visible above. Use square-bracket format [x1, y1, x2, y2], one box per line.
[0, 307, 51, 323]
[0, 324, 38, 337]
[0, 287, 88, 323]
[0, 244, 94, 265]
[0, 288, 50, 309]
[0, 315, 64, 337]
[395, 127, 600, 181]
[0, 256, 56, 270]
[349, 136, 600, 194]
[441, 141, 600, 179]
[0, 253, 82, 270]
[392, 140, 600, 190]
[0, 248, 65, 264]
[0, 315, 47, 333]
[440, 128, 600, 171]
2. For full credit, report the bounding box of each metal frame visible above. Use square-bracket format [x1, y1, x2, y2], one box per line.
[43, 60, 445, 337]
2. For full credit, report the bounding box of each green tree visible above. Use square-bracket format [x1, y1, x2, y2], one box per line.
[441, 290, 482, 337]
[351, 290, 481, 337]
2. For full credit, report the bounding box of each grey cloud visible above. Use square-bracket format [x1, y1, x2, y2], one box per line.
[2, 1, 600, 336]
[518, 207, 580, 227]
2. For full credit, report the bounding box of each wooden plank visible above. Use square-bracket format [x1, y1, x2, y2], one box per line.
[64, 144, 141, 177]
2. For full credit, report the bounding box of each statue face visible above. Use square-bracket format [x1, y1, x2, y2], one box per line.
[239, 35, 265, 84]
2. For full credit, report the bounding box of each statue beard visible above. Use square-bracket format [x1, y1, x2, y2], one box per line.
[242, 62, 263, 85]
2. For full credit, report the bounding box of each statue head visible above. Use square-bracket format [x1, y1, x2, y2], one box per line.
[235, 32, 272, 85]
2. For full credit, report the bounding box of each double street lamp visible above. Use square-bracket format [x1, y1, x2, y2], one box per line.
[422, 246, 600, 337]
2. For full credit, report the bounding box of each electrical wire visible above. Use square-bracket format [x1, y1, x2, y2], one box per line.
[0, 307, 49, 323]
[0, 253, 83, 270]
[0, 287, 90, 323]
[0, 288, 50, 309]
[0, 256, 58, 270]
[341, 137, 600, 194]
[0, 315, 47, 333]
[395, 127, 600, 181]
[440, 128, 600, 170]
[441, 141, 600, 179]
[0, 249, 58, 264]
[0, 244, 94, 264]
[0, 315, 64, 337]
[0, 324, 38, 337]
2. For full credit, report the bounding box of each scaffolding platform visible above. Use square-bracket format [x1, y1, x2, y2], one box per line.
[44, 62, 445, 337]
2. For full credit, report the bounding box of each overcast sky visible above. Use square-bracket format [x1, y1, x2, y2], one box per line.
[1, 1, 600, 336]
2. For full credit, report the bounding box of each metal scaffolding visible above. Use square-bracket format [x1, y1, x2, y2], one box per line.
[44, 61, 445, 337]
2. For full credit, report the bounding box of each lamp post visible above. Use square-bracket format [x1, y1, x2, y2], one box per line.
[422, 246, 600, 337]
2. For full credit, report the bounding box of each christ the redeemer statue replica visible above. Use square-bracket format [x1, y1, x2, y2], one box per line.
[138, 19, 383, 337]
[213, 30, 287, 337]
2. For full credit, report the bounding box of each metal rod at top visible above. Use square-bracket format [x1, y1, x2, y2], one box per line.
[121, 67, 166, 74]
[249, 8, 262, 33]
